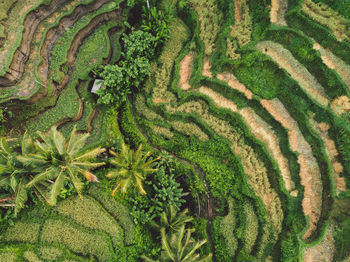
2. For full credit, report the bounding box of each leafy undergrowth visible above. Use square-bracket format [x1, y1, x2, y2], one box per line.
[1, 0, 350, 261]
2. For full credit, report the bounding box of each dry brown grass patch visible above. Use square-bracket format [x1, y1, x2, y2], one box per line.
[217, 72, 253, 99]
[270, 0, 288, 25]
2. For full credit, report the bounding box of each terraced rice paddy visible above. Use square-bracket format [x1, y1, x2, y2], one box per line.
[1, 0, 350, 261]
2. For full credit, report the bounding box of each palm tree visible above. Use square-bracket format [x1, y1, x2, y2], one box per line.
[0, 133, 36, 215]
[150, 205, 194, 234]
[18, 126, 105, 206]
[142, 225, 212, 262]
[106, 143, 159, 195]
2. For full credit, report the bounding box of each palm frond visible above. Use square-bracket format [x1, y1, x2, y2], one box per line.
[73, 147, 106, 161]
[47, 170, 66, 206]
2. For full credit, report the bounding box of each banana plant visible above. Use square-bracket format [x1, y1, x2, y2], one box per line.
[150, 205, 194, 234]
[142, 225, 212, 262]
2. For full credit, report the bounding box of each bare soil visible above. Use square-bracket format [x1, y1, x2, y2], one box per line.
[202, 57, 213, 78]
[0, 0, 67, 86]
[313, 42, 350, 89]
[261, 98, 322, 239]
[270, 0, 288, 25]
[331, 95, 350, 115]
[257, 41, 329, 107]
[234, 0, 242, 22]
[310, 120, 347, 193]
[217, 72, 253, 99]
[179, 52, 194, 90]
[303, 226, 335, 262]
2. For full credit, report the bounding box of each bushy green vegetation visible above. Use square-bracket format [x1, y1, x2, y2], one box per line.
[1, 0, 350, 261]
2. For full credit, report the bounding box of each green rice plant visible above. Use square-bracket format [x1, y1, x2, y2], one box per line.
[301, 0, 350, 42]
[134, 94, 163, 121]
[38, 246, 63, 261]
[0, 0, 50, 77]
[219, 198, 238, 258]
[152, 125, 174, 139]
[312, 0, 350, 19]
[55, 195, 124, 247]
[0, 252, 17, 262]
[171, 121, 208, 141]
[152, 18, 189, 103]
[40, 219, 114, 261]
[226, 38, 241, 60]
[87, 184, 136, 246]
[23, 251, 41, 262]
[188, 0, 223, 55]
[4, 222, 41, 244]
[230, 0, 252, 47]
[26, 20, 117, 134]
[242, 201, 259, 254]
[49, 1, 121, 76]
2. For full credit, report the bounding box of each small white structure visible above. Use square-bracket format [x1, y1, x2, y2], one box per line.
[91, 79, 104, 94]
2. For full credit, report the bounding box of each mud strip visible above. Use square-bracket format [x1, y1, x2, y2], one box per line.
[198, 86, 293, 191]
[313, 42, 350, 90]
[202, 57, 213, 78]
[0, 0, 68, 86]
[302, 225, 335, 262]
[270, 0, 288, 26]
[217, 72, 253, 99]
[58, 10, 121, 91]
[38, 0, 112, 84]
[234, 0, 242, 22]
[195, 87, 284, 238]
[179, 52, 194, 90]
[309, 119, 346, 193]
[261, 98, 322, 239]
[257, 41, 329, 107]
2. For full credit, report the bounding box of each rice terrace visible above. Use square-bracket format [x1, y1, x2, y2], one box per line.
[0, 0, 350, 261]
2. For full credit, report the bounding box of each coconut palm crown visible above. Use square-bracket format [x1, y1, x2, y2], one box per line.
[18, 126, 105, 206]
[106, 143, 160, 195]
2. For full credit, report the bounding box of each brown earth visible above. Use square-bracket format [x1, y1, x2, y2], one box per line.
[179, 52, 194, 90]
[331, 96, 350, 115]
[0, 0, 67, 86]
[257, 41, 329, 107]
[202, 57, 213, 78]
[311, 120, 347, 193]
[313, 42, 350, 89]
[217, 72, 253, 99]
[234, 0, 242, 22]
[261, 98, 322, 239]
[270, 0, 288, 25]
[303, 226, 335, 262]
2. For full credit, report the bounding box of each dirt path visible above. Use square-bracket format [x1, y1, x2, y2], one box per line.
[194, 87, 284, 238]
[198, 86, 293, 191]
[257, 41, 329, 107]
[261, 98, 322, 239]
[202, 57, 213, 78]
[217, 72, 253, 99]
[313, 42, 350, 90]
[303, 225, 335, 262]
[179, 52, 194, 90]
[310, 119, 346, 193]
[234, 0, 242, 22]
[38, 0, 112, 85]
[270, 0, 288, 26]
[0, 0, 67, 86]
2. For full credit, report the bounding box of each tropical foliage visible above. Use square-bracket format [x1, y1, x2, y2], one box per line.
[106, 143, 159, 195]
[18, 126, 105, 206]
[142, 225, 212, 262]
